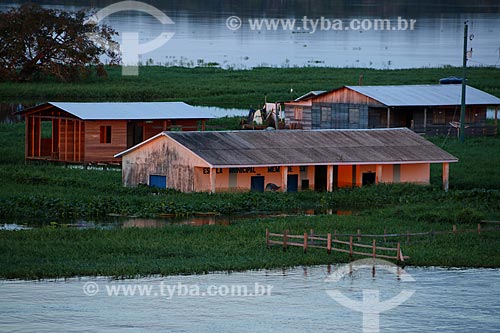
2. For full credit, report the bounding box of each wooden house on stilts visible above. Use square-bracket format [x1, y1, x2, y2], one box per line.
[20, 102, 214, 165]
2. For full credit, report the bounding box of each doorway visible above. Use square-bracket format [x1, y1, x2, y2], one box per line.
[314, 165, 327, 191]
[287, 174, 299, 192]
[250, 176, 265, 192]
[362, 172, 376, 186]
[127, 122, 144, 148]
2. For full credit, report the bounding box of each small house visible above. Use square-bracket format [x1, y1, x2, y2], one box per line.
[20, 102, 214, 164]
[115, 128, 458, 192]
[284, 84, 500, 136]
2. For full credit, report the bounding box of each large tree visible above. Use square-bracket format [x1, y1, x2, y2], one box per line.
[0, 3, 120, 82]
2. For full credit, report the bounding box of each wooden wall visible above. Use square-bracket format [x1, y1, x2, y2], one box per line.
[312, 103, 369, 129]
[140, 119, 204, 144]
[284, 104, 312, 129]
[25, 115, 85, 162]
[84, 120, 127, 163]
[313, 88, 385, 107]
[59, 119, 85, 162]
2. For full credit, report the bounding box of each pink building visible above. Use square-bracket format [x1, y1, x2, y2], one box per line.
[116, 128, 458, 192]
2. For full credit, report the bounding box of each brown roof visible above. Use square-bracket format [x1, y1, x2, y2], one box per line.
[159, 128, 457, 167]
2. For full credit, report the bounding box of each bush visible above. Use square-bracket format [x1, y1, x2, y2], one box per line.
[456, 208, 484, 224]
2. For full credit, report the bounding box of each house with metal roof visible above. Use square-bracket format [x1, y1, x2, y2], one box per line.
[284, 84, 500, 136]
[115, 128, 458, 193]
[19, 102, 214, 164]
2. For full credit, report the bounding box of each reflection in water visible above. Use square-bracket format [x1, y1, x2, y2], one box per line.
[121, 216, 230, 227]
[0, 265, 499, 332]
[1, 1, 498, 69]
[1, 209, 352, 229]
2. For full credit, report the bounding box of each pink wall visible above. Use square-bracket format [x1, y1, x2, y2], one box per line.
[400, 163, 430, 184]
[194, 166, 310, 192]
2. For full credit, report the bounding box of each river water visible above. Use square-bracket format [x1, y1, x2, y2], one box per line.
[0, 265, 499, 332]
[0, 0, 499, 69]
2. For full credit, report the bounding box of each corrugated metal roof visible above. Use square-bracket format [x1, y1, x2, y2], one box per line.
[294, 90, 327, 101]
[346, 84, 500, 107]
[136, 128, 457, 167]
[25, 102, 215, 120]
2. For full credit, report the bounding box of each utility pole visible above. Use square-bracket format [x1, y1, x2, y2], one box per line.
[459, 21, 468, 142]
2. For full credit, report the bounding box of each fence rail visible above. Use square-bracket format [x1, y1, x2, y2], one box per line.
[266, 229, 409, 264]
[266, 221, 500, 264]
[328, 221, 500, 243]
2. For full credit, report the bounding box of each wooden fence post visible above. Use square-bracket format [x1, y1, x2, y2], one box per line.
[310, 229, 314, 237]
[327, 233, 332, 254]
[372, 239, 377, 276]
[453, 225, 457, 235]
[349, 236, 353, 260]
[303, 232, 308, 253]
[478, 223, 481, 235]
[406, 229, 410, 243]
[283, 230, 288, 252]
[372, 239, 376, 259]
[334, 229, 337, 240]
[384, 228, 387, 243]
[357, 229, 361, 242]
[396, 242, 401, 264]
[266, 228, 269, 247]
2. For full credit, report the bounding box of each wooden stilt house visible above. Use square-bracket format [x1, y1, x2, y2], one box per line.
[20, 102, 214, 164]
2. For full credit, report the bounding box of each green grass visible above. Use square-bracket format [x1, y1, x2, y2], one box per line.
[428, 135, 500, 189]
[1, 214, 499, 279]
[1, 66, 499, 108]
[0, 65, 499, 278]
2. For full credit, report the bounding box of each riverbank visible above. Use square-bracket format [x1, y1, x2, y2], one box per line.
[1, 66, 499, 108]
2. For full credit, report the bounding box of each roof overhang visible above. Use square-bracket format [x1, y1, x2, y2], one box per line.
[19, 102, 216, 120]
[209, 159, 458, 169]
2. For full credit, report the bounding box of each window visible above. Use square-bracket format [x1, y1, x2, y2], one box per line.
[294, 107, 303, 120]
[321, 106, 330, 122]
[349, 108, 360, 124]
[100, 126, 112, 144]
[149, 175, 166, 189]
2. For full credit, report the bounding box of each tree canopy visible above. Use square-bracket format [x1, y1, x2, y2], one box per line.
[0, 4, 120, 82]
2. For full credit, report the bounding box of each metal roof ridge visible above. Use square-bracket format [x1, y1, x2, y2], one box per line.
[166, 128, 411, 134]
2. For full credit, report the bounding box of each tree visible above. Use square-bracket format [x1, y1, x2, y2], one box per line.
[0, 4, 120, 82]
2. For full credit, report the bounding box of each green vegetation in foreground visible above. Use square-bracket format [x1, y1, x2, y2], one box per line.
[1, 66, 499, 108]
[0, 121, 500, 277]
[1, 215, 500, 279]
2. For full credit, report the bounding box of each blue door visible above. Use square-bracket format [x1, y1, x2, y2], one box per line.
[250, 176, 265, 192]
[287, 174, 299, 192]
[149, 175, 166, 189]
